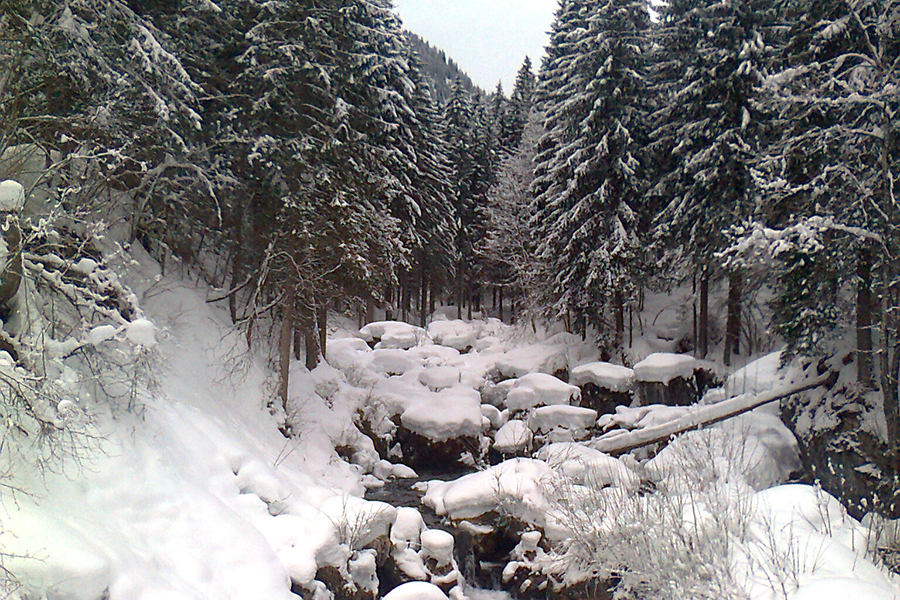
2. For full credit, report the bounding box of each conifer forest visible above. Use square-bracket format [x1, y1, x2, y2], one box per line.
[0, 1, 899, 599]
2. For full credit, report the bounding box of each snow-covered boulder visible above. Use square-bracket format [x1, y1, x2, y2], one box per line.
[0, 180, 25, 212]
[493, 420, 533, 456]
[423, 458, 553, 527]
[427, 319, 477, 352]
[570, 362, 635, 392]
[633, 353, 703, 406]
[505, 373, 580, 412]
[480, 404, 506, 429]
[372, 349, 416, 376]
[494, 344, 569, 379]
[326, 337, 373, 370]
[382, 582, 449, 600]
[418, 366, 461, 391]
[400, 389, 482, 443]
[569, 361, 636, 415]
[537, 443, 638, 488]
[479, 378, 516, 408]
[358, 321, 427, 350]
[528, 405, 597, 441]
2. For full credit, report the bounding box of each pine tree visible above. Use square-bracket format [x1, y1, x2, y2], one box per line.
[532, 0, 649, 347]
[650, 0, 773, 362]
[500, 56, 537, 152]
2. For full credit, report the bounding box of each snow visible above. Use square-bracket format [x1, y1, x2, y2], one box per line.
[569, 361, 635, 392]
[372, 348, 416, 375]
[505, 373, 580, 412]
[528, 405, 597, 438]
[400, 387, 483, 441]
[382, 582, 450, 600]
[89, 324, 119, 345]
[632, 352, 697, 384]
[325, 336, 372, 370]
[493, 420, 533, 454]
[421, 529, 455, 565]
[481, 403, 506, 429]
[0, 179, 25, 211]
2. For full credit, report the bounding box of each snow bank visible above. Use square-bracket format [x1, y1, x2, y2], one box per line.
[505, 373, 580, 412]
[632, 353, 697, 384]
[570, 362, 635, 392]
[372, 348, 416, 375]
[419, 366, 461, 391]
[400, 387, 483, 441]
[326, 337, 373, 370]
[423, 458, 553, 526]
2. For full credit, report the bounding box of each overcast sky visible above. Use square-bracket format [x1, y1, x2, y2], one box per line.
[393, 0, 559, 93]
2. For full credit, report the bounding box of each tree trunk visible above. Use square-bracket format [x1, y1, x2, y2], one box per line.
[857, 248, 874, 388]
[228, 253, 240, 324]
[304, 314, 319, 372]
[613, 289, 625, 348]
[429, 279, 436, 317]
[279, 289, 295, 415]
[881, 264, 900, 449]
[698, 273, 709, 359]
[293, 325, 303, 361]
[365, 294, 375, 325]
[457, 262, 464, 320]
[499, 286, 504, 323]
[420, 261, 428, 328]
[317, 302, 327, 362]
[724, 270, 742, 366]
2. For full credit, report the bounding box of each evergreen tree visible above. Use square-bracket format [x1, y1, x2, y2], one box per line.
[650, 0, 773, 362]
[500, 56, 537, 152]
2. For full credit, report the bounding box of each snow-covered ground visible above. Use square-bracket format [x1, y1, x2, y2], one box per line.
[3, 249, 899, 600]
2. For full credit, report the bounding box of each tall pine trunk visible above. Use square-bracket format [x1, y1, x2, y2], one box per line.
[857, 248, 874, 387]
[698, 272, 709, 358]
[279, 289, 295, 415]
[723, 270, 742, 366]
[420, 260, 428, 328]
[317, 302, 327, 362]
[613, 289, 625, 348]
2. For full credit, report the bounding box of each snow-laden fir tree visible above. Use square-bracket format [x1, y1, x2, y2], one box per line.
[532, 0, 650, 348]
[650, 0, 773, 363]
[499, 56, 537, 153]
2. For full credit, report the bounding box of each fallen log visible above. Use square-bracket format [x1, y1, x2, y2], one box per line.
[591, 369, 837, 456]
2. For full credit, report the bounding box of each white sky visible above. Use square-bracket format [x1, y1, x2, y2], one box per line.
[393, 0, 559, 93]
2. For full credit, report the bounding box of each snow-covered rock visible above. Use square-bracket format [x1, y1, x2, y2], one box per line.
[423, 458, 553, 526]
[537, 443, 638, 488]
[495, 344, 568, 379]
[493, 420, 533, 455]
[125, 318, 157, 347]
[528, 405, 597, 439]
[505, 373, 580, 412]
[0, 180, 25, 211]
[372, 349, 416, 376]
[570, 362, 635, 392]
[427, 319, 478, 351]
[382, 582, 449, 600]
[632, 353, 697, 384]
[358, 321, 427, 349]
[418, 366, 461, 391]
[480, 404, 506, 429]
[326, 337, 373, 370]
[400, 388, 483, 442]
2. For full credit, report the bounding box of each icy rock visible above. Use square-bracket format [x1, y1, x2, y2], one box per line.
[528, 405, 597, 439]
[505, 373, 580, 412]
[358, 321, 426, 350]
[570, 362, 635, 392]
[632, 353, 696, 384]
[0, 180, 25, 211]
[372, 349, 416, 376]
[125, 318, 157, 347]
[537, 442, 639, 488]
[427, 319, 477, 351]
[419, 366, 461, 391]
[495, 344, 568, 379]
[382, 582, 449, 600]
[493, 420, 532, 455]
